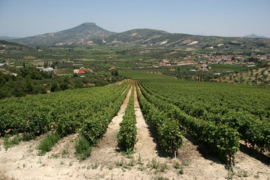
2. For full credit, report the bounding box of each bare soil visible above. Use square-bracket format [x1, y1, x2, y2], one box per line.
[0, 85, 269, 180]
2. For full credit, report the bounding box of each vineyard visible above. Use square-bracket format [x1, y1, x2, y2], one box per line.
[0, 71, 270, 179]
[132, 71, 269, 155]
[0, 81, 129, 153]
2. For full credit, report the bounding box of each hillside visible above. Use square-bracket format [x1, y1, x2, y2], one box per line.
[6, 23, 270, 53]
[90, 29, 169, 46]
[0, 36, 18, 41]
[244, 34, 270, 39]
[91, 30, 270, 52]
[11, 23, 115, 46]
[0, 40, 35, 52]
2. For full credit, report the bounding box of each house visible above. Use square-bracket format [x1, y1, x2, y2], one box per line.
[43, 67, 54, 72]
[78, 71, 85, 74]
[216, 58, 222, 63]
[199, 60, 206, 64]
[162, 59, 169, 63]
[201, 55, 208, 59]
[10, 73, 17, 77]
[208, 59, 217, 64]
[260, 56, 267, 60]
[201, 64, 208, 68]
[159, 62, 167, 66]
[73, 69, 80, 74]
[37, 67, 54, 72]
[5, 62, 14, 65]
[176, 60, 195, 66]
[37, 67, 44, 71]
[80, 68, 93, 73]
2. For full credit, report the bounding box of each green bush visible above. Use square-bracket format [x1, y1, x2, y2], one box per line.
[38, 133, 60, 155]
[75, 136, 92, 161]
[4, 135, 22, 150]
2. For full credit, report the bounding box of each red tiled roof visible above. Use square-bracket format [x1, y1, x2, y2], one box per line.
[78, 71, 85, 74]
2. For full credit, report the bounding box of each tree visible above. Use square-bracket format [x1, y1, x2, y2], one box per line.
[111, 70, 119, 76]
[0, 89, 8, 99]
[74, 80, 84, 88]
[63, 77, 69, 84]
[60, 82, 68, 91]
[50, 82, 58, 92]
[255, 73, 259, 80]
[24, 75, 34, 94]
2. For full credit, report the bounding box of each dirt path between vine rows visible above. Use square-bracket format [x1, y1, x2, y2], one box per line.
[87, 86, 132, 163]
[134, 85, 159, 159]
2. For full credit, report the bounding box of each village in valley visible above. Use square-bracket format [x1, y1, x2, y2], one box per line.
[157, 53, 270, 70]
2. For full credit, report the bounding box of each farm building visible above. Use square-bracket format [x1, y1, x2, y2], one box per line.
[78, 71, 85, 74]
[73, 69, 80, 74]
[43, 67, 54, 72]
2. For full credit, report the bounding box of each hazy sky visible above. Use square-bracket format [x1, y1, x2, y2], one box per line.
[0, 0, 269, 37]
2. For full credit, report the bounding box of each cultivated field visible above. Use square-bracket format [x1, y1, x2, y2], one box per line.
[0, 72, 270, 180]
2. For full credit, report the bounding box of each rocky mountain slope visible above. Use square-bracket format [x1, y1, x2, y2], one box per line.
[244, 34, 270, 39]
[7, 23, 270, 51]
[90, 29, 270, 51]
[11, 23, 115, 46]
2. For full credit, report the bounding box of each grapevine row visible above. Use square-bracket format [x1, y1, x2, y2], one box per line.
[140, 81, 270, 152]
[137, 82, 182, 157]
[139, 82, 240, 166]
[117, 85, 137, 151]
[80, 84, 130, 146]
[0, 81, 128, 140]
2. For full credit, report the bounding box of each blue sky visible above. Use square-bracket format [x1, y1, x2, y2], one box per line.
[0, 0, 269, 37]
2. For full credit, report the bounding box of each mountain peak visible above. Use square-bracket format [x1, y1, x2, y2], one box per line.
[82, 22, 96, 26]
[244, 34, 270, 39]
[11, 23, 115, 46]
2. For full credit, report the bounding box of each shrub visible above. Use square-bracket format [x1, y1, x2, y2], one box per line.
[75, 136, 92, 161]
[38, 133, 60, 155]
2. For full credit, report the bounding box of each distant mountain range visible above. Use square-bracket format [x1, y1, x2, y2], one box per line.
[3, 23, 270, 50]
[11, 23, 115, 46]
[0, 36, 20, 41]
[0, 40, 35, 52]
[244, 34, 270, 39]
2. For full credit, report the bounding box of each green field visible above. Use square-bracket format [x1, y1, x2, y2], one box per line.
[54, 69, 73, 74]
